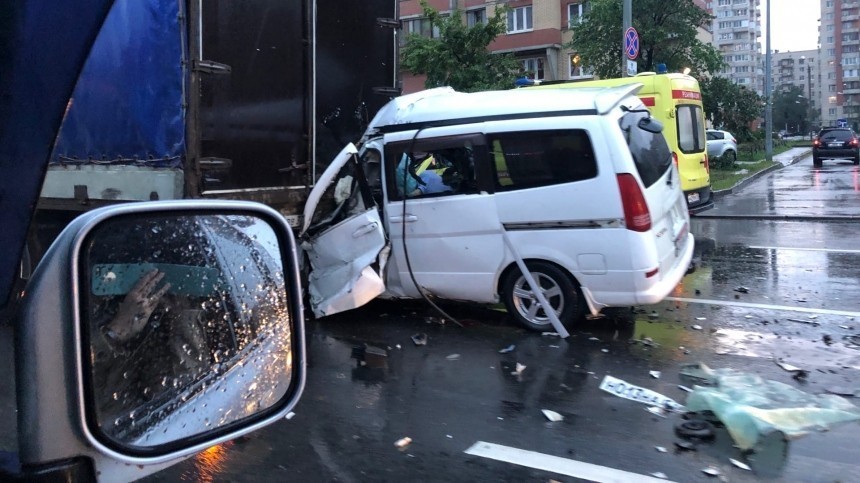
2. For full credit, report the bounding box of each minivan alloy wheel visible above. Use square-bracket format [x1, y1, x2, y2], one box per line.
[502, 261, 584, 331]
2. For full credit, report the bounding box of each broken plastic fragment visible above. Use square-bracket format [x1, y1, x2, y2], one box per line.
[691, 324, 703, 330]
[411, 333, 428, 346]
[678, 385, 693, 393]
[649, 370, 661, 379]
[702, 466, 721, 477]
[646, 406, 667, 418]
[588, 337, 601, 341]
[684, 363, 860, 450]
[651, 472, 667, 479]
[734, 286, 750, 294]
[774, 359, 803, 372]
[446, 353, 460, 361]
[394, 437, 412, 449]
[655, 446, 667, 453]
[542, 409, 564, 422]
[512, 363, 526, 375]
[541, 332, 561, 337]
[601, 348, 609, 353]
[730, 458, 751, 471]
[695, 317, 707, 321]
[498, 344, 515, 354]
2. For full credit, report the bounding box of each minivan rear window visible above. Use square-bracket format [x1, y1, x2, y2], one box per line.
[620, 110, 672, 188]
[676, 105, 706, 153]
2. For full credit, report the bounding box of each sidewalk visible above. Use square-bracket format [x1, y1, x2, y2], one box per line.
[713, 147, 811, 199]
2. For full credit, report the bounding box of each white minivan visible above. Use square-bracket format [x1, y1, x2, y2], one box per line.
[300, 85, 694, 331]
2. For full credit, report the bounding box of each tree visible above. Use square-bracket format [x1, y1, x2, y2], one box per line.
[568, 0, 724, 79]
[700, 76, 762, 142]
[400, 1, 520, 92]
[771, 85, 811, 135]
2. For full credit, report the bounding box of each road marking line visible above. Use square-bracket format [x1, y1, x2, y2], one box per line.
[748, 245, 860, 254]
[665, 297, 860, 318]
[464, 441, 673, 483]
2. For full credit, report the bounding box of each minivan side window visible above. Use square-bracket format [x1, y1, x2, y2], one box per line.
[620, 111, 673, 188]
[385, 135, 484, 201]
[676, 105, 706, 153]
[487, 129, 597, 191]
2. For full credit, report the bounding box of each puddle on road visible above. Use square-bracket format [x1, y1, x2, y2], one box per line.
[710, 328, 860, 370]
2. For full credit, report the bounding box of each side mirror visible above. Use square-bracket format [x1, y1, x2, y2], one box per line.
[15, 200, 305, 480]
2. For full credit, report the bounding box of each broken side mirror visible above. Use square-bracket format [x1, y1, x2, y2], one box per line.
[14, 200, 305, 481]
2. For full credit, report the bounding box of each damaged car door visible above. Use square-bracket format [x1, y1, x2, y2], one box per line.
[300, 143, 389, 317]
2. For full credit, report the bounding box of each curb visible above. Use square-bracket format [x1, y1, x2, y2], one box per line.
[712, 150, 811, 200]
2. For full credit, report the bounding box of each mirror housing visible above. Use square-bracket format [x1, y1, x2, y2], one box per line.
[15, 200, 305, 480]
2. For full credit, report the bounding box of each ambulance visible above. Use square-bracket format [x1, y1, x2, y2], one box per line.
[533, 73, 713, 213]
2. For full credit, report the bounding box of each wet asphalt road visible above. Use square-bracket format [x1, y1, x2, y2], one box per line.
[141, 152, 860, 482]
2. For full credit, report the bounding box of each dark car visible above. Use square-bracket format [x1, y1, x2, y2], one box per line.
[812, 127, 860, 167]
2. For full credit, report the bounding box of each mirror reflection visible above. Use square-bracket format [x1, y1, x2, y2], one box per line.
[82, 213, 293, 448]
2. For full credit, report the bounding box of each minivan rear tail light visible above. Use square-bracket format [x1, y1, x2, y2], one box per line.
[617, 173, 652, 232]
[703, 154, 710, 174]
[672, 152, 678, 167]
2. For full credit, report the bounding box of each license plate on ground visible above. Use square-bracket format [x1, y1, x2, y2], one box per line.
[687, 192, 700, 204]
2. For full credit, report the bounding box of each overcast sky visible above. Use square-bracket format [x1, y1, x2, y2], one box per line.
[763, 0, 821, 53]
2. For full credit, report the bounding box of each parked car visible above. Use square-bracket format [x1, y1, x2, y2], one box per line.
[300, 86, 695, 332]
[706, 129, 738, 162]
[812, 127, 860, 167]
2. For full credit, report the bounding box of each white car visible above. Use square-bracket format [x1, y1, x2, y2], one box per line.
[301, 86, 695, 332]
[706, 129, 738, 162]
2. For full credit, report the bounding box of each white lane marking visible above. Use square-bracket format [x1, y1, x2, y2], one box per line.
[748, 245, 860, 254]
[666, 297, 860, 318]
[464, 441, 674, 483]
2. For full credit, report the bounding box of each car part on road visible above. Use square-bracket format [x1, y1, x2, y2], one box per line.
[674, 440, 697, 451]
[501, 260, 582, 334]
[411, 333, 428, 346]
[598, 375, 686, 411]
[730, 458, 752, 471]
[541, 409, 564, 422]
[498, 344, 515, 354]
[674, 420, 716, 440]
[701, 466, 721, 477]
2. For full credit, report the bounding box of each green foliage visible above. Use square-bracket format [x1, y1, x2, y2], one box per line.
[400, 1, 520, 92]
[700, 76, 762, 142]
[568, 0, 724, 79]
[771, 85, 811, 134]
[710, 152, 736, 170]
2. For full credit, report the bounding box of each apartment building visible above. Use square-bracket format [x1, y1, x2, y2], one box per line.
[708, 0, 762, 94]
[819, 0, 860, 128]
[769, 49, 820, 131]
[399, 0, 712, 94]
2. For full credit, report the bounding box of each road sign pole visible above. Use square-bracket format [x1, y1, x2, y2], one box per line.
[622, 0, 632, 77]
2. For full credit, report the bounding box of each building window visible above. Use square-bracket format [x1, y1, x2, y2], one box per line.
[521, 58, 544, 80]
[830, 108, 837, 115]
[829, 84, 837, 92]
[568, 53, 593, 79]
[507, 6, 533, 33]
[466, 8, 486, 27]
[402, 17, 440, 40]
[568, 2, 590, 27]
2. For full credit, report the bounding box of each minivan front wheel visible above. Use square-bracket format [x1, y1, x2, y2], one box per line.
[502, 261, 585, 331]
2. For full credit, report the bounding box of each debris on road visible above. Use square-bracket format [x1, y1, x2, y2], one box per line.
[588, 336, 601, 341]
[674, 420, 715, 440]
[691, 324, 703, 331]
[498, 344, 515, 354]
[823, 334, 833, 346]
[648, 311, 660, 320]
[541, 332, 561, 337]
[651, 472, 668, 479]
[682, 363, 860, 450]
[394, 437, 412, 449]
[730, 458, 751, 471]
[446, 353, 461, 361]
[411, 333, 428, 346]
[598, 375, 686, 411]
[646, 406, 667, 418]
[678, 385, 693, 393]
[734, 286, 750, 294]
[695, 317, 707, 321]
[655, 446, 667, 453]
[826, 386, 859, 397]
[702, 466, 721, 477]
[512, 363, 526, 376]
[674, 440, 696, 451]
[787, 318, 819, 327]
[774, 359, 809, 380]
[542, 409, 564, 422]
[601, 348, 609, 353]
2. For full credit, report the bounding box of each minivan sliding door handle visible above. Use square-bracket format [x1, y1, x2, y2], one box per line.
[352, 222, 379, 238]
[389, 215, 418, 223]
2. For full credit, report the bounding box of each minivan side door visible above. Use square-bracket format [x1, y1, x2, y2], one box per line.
[380, 132, 503, 302]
